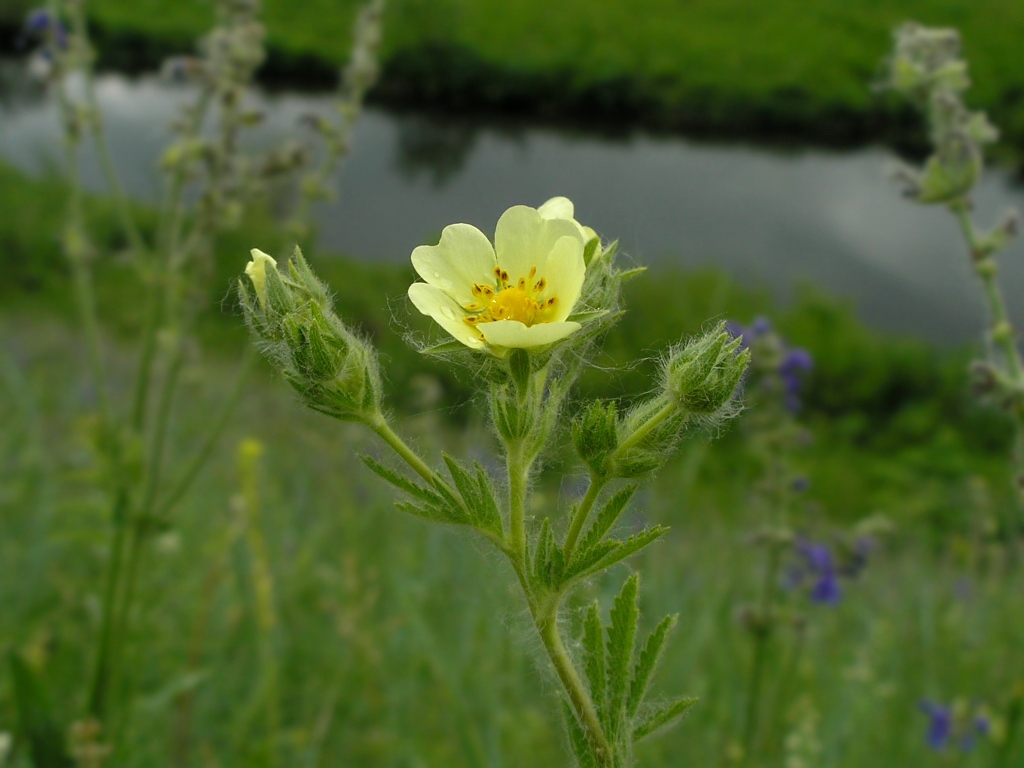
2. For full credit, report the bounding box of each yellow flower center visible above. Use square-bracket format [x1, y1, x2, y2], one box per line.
[464, 265, 558, 329]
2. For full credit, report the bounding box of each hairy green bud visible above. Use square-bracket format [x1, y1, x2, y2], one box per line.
[572, 400, 620, 475]
[240, 245, 383, 421]
[663, 324, 750, 415]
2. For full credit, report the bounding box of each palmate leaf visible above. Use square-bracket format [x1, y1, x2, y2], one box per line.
[632, 696, 698, 742]
[626, 614, 678, 719]
[606, 574, 640, 739]
[566, 526, 669, 583]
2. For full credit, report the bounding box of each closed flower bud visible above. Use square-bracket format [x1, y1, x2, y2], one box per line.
[572, 400, 619, 475]
[664, 324, 750, 415]
[240, 246, 383, 421]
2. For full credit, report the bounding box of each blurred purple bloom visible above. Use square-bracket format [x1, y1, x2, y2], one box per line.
[726, 316, 772, 351]
[920, 702, 953, 750]
[22, 8, 68, 49]
[779, 348, 813, 412]
[796, 540, 842, 605]
[791, 475, 810, 493]
[919, 702, 990, 752]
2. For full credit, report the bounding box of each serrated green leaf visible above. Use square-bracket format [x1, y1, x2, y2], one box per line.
[566, 539, 620, 581]
[632, 696, 698, 742]
[562, 699, 598, 768]
[394, 500, 464, 526]
[627, 614, 678, 719]
[443, 454, 483, 515]
[583, 602, 607, 723]
[577, 485, 639, 553]
[9, 652, 74, 768]
[572, 527, 669, 582]
[360, 455, 442, 505]
[473, 463, 504, 536]
[606, 574, 640, 738]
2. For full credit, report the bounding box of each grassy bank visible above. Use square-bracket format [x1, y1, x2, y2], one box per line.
[3, 1, 1024, 153]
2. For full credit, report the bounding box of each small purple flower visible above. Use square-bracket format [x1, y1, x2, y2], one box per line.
[21, 8, 68, 50]
[919, 701, 990, 752]
[920, 702, 953, 750]
[791, 475, 810, 493]
[779, 348, 813, 412]
[796, 540, 842, 605]
[726, 316, 772, 351]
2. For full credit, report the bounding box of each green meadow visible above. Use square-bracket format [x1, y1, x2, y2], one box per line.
[3, 157, 1023, 764]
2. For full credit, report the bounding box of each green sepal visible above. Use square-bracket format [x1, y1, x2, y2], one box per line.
[9, 652, 74, 768]
[632, 696, 698, 742]
[420, 339, 471, 356]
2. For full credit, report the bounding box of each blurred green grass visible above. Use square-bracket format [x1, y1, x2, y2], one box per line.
[3, 310, 1022, 765]
[4, 1, 1024, 150]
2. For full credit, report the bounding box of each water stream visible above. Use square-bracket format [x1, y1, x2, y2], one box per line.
[3, 65, 1023, 344]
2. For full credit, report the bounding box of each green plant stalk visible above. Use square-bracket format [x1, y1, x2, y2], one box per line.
[366, 414, 444, 488]
[156, 353, 254, 518]
[363, 413, 613, 761]
[563, 474, 608, 558]
[63, 0, 147, 259]
[507, 440, 529, 560]
[86, 489, 129, 721]
[133, 91, 214, 428]
[536, 596, 614, 762]
[616, 399, 677, 457]
[742, 542, 782, 761]
[953, 206, 1024, 381]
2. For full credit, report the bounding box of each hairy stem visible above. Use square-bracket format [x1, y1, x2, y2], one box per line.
[507, 440, 529, 559]
[366, 414, 444, 489]
[563, 474, 609, 559]
[536, 597, 613, 763]
[616, 400, 677, 458]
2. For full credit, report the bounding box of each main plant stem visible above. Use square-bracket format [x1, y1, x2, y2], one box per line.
[536, 596, 613, 762]
[742, 543, 782, 760]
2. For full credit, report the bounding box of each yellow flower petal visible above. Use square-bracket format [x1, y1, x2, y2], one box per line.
[539, 196, 599, 246]
[245, 248, 278, 305]
[411, 223, 496, 307]
[408, 282, 486, 349]
[477, 319, 582, 349]
[538, 196, 575, 221]
[494, 205, 582, 285]
[537, 235, 585, 323]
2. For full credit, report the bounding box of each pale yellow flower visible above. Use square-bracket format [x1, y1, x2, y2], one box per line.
[245, 248, 278, 306]
[408, 203, 587, 354]
[537, 196, 599, 245]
